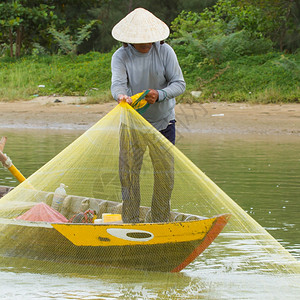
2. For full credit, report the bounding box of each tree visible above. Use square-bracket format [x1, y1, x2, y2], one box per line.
[84, 0, 184, 52]
[0, 1, 58, 57]
[178, 0, 218, 13]
[48, 20, 98, 55]
[201, 0, 300, 51]
[239, 0, 300, 51]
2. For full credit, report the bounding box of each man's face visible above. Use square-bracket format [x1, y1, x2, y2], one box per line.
[133, 43, 152, 53]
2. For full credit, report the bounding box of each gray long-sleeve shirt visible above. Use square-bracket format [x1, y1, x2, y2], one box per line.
[111, 42, 186, 131]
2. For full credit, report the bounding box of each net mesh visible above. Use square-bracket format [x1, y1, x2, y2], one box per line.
[0, 102, 299, 273]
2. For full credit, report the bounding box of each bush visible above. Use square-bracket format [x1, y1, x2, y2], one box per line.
[206, 31, 273, 63]
[170, 9, 274, 74]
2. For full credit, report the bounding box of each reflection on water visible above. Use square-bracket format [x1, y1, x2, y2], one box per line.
[1, 255, 300, 299]
[0, 256, 192, 299]
[0, 129, 300, 299]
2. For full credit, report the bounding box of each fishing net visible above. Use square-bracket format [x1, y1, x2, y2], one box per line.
[0, 101, 299, 274]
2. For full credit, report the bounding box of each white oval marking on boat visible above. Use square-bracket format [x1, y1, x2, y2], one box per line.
[106, 228, 154, 242]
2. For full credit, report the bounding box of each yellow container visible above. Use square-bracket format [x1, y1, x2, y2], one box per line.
[102, 213, 122, 223]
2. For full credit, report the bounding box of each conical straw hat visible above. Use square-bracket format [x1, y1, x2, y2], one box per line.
[112, 8, 170, 44]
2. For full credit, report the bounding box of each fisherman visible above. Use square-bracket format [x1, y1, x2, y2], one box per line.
[111, 8, 186, 223]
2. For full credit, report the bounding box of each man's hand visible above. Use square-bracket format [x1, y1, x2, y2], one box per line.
[117, 94, 132, 104]
[145, 89, 158, 104]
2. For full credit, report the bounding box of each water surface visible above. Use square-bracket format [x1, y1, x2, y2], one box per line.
[0, 129, 299, 299]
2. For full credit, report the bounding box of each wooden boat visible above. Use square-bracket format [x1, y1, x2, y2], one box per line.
[0, 185, 230, 272]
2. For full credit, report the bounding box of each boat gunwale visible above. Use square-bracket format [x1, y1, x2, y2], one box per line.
[0, 214, 229, 228]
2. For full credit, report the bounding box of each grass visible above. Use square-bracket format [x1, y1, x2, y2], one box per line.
[177, 51, 300, 103]
[0, 51, 113, 102]
[0, 50, 299, 103]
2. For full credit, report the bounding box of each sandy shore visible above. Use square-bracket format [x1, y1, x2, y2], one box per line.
[0, 96, 299, 135]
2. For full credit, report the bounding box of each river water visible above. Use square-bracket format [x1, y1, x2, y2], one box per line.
[0, 129, 299, 299]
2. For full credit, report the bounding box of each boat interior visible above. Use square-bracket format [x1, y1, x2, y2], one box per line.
[0, 185, 207, 223]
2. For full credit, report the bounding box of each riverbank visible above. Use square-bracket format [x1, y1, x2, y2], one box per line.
[0, 96, 299, 135]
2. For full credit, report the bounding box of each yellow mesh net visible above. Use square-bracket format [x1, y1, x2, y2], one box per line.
[0, 102, 299, 273]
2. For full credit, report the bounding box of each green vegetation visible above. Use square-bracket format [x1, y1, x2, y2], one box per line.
[0, 50, 298, 103]
[180, 52, 300, 103]
[0, 52, 113, 101]
[0, 0, 299, 103]
[168, 2, 300, 103]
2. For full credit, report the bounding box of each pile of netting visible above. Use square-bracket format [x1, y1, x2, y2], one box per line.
[0, 101, 299, 274]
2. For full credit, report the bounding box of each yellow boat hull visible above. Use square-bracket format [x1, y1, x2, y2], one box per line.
[0, 214, 229, 272]
[52, 217, 217, 246]
[49, 213, 230, 272]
